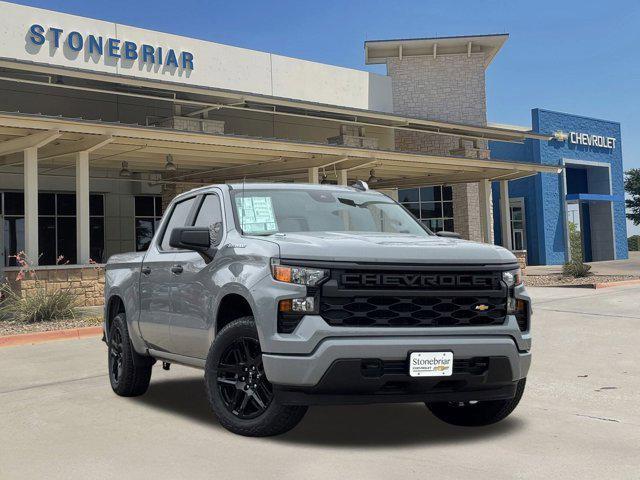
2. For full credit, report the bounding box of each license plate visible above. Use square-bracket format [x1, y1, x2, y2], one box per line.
[409, 351, 453, 377]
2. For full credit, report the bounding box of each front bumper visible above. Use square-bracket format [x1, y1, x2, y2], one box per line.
[263, 334, 530, 396]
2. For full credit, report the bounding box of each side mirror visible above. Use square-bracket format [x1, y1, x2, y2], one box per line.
[169, 222, 223, 262]
[436, 230, 462, 239]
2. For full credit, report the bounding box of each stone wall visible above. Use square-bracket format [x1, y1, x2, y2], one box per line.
[514, 250, 528, 275]
[387, 53, 490, 242]
[5, 266, 105, 307]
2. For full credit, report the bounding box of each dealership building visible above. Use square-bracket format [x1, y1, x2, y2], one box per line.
[0, 1, 628, 305]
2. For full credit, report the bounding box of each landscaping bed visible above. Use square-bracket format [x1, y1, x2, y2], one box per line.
[525, 274, 640, 288]
[0, 315, 102, 336]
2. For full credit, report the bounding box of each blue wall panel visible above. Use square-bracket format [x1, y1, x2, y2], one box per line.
[490, 108, 628, 265]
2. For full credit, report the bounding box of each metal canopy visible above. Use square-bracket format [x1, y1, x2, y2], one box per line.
[0, 59, 550, 144]
[0, 111, 560, 188]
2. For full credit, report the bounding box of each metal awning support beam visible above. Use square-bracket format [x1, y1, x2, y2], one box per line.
[204, 157, 374, 182]
[0, 129, 61, 156]
[39, 135, 113, 160]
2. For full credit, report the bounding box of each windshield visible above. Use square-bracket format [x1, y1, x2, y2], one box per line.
[230, 188, 431, 236]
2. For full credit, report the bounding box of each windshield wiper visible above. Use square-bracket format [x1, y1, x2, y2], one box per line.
[338, 198, 390, 208]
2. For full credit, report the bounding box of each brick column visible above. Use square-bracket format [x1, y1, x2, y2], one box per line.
[386, 53, 491, 241]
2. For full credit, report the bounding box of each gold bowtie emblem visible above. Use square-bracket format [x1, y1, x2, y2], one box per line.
[475, 304, 490, 311]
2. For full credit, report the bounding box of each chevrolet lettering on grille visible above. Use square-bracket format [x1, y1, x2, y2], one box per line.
[340, 273, 498, 289]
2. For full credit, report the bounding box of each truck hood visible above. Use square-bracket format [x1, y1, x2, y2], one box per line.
[269, 232, 517, 265]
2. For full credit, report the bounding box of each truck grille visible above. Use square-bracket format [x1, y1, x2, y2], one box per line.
[320, 295, 507, 327]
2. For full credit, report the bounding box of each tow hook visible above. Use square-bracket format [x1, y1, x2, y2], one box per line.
[162, 362, 171, 371]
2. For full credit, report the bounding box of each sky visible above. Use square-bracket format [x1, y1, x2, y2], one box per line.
[8, 0, 640, 235]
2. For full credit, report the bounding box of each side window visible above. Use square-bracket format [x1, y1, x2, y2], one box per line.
[194, 194, 223, 227]
[160, 197, 196, 250]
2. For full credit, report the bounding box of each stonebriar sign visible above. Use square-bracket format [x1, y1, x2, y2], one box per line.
[28, 24, 195, 70]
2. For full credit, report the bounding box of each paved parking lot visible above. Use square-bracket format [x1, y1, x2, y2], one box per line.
[1, 285, 639, 479]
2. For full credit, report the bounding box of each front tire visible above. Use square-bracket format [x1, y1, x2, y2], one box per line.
[204, 317, 307, 436]
[108, 313, 152, 397]
[426, 378, 526, 427]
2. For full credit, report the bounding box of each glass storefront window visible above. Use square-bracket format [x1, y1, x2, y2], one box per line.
[398, 186, 454, 232]
[1, 192, 105, 266]
[135, 196, 163, 251]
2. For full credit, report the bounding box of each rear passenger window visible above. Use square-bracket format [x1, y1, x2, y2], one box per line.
[160, 197, 196, 250]
[194, 194, 223, 227]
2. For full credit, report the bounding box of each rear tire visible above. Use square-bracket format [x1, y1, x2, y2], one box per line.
[204, 317, 307, 437]
[426, 378, 526, 427]
[108, 313, 152, 397]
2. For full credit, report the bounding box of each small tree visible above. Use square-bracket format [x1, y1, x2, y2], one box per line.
[629, 235, 640, 252]
[568, 221, 583, 261]
[625, 169, 640, 226]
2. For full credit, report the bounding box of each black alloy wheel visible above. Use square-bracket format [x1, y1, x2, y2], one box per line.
[109, 326, 125, 387]
[107, 313, 152, 397]
[216, 336, 273, 419]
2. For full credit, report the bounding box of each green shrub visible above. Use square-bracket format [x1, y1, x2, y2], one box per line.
[628, 235, 640, 252]
[568, 221, 583, 261]
[562, 261, 592, 278]
[0, 284, 78, 323]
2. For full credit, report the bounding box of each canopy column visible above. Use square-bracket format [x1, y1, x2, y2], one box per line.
[23, 147, 39, 264]
[308, 167, 319, 184]
[75, 151, 90, 264]
[478, 179, 494, 244]
[500, 180, 513, 250]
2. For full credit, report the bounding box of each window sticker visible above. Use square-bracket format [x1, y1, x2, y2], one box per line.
[235, 196, 278, 233]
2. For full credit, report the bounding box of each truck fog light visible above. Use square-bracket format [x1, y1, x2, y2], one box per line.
[279, 297, 315, 313]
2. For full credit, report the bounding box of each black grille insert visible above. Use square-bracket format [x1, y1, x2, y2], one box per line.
[320, 295, 506, 327]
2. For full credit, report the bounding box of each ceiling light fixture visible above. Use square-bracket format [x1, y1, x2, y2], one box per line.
[165, 154, 177, 171]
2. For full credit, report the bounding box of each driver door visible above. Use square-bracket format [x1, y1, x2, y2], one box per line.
[138, 196, 198, 352]
[169, 193, 225, 359]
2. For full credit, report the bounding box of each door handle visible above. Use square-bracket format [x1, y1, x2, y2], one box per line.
[170, 264, 183, 275]
[141, 266, 151, 276]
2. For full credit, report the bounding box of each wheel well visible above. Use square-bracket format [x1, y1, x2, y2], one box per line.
[216, 294, 253, 334]
[105, 295, 126, 336]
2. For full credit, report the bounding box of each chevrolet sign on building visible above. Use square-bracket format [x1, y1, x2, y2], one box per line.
[569, 131, 617, 149]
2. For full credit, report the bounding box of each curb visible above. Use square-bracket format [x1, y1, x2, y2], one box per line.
[527, 279, 640, 289]
[0, 326, 103, 348]
[592, 279, 640, 289]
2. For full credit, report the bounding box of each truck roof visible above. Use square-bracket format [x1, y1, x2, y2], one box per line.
[173, 182, 382, 200]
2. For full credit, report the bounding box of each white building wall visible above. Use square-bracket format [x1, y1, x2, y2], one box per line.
[0, 1, 393, 112]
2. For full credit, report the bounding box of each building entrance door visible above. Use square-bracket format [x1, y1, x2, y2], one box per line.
[509, 199, 527, 251]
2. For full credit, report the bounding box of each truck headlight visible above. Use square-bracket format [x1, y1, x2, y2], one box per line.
[271, 262, 328, 286]
[502, 268, 523, 287]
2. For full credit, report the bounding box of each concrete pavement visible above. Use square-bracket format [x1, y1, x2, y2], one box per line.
[526, 251, 640, 276]
[1, 286, 639, 479]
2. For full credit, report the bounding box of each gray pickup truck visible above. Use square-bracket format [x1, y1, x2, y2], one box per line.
[103, 182, 531, 437]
